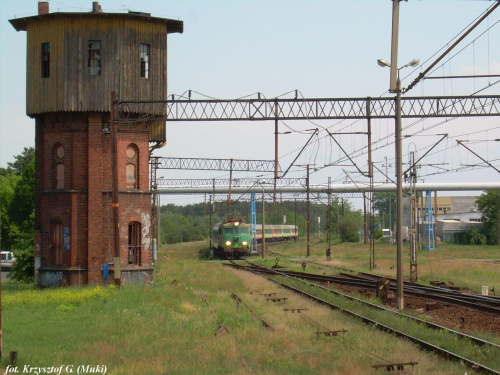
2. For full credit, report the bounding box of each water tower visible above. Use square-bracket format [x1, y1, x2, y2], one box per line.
[9, 2, 183, 286]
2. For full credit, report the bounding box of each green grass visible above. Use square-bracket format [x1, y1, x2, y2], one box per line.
[1, 240, 496, 374]
[270, 275, 500, 370]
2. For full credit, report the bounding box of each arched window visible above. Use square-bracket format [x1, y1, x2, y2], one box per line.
[51, 221, 63, 265]
[128, 221, 141, 265]
[53, 144, 64, 189]
[126, 144, 138, 189]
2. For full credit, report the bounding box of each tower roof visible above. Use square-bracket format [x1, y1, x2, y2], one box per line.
[9, 8, 183, 34]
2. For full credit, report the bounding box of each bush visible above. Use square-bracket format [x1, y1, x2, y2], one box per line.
[464, 228, 487, 245]
[338, 215, 361, 243]
[448, 228, 487, 245]
[11, 242, 34, 283]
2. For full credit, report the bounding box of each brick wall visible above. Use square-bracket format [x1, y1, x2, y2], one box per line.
[35, 112, 153, 286]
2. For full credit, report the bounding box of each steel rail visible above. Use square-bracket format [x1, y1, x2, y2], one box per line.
[296, 268, 500, 314]
[269, 252, 500, 310]
[229, 289, 275, 331]
[235, 262, 500, 349]
[239, 263, 500, 315]
[403, 284, 500, 306]
[234, 263, 500, 374]
[352, 272, 500, 313]
[403, 287, 500, 314]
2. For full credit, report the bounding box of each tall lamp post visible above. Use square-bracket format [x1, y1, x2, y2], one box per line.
[377, 58, 419, 310]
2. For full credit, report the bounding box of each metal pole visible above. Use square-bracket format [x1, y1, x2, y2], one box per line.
[306, 165, 310, 257]
[227, 159, 233, 219]
[389, 0, 400, 93]
[396, 77, 404, 310]
[434, 191, 438, 248]
[157, 194, 161, 249]
[274, 99, 278, 204]
[327, 177, 332, 258]
[262, 188, 265, 259]
[363, 193, 367, 244]
[295, 198, 298, 240]
[209, 194, 212, 249]
[111, 92, 121, 286]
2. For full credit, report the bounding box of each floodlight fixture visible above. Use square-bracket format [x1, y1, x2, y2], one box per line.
[401, 59, 420, 69]
[377, 59, 391, 68]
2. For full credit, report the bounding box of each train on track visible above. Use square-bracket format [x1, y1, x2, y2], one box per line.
[212, 219, 298, 259]
[212, 219, 251, 259]
[255, 224, 299, 243]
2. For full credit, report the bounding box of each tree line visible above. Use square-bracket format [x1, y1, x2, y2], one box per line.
[1, 147, 35, 282]
[158, 198, 364, 245]
[1, 147, 498, 283]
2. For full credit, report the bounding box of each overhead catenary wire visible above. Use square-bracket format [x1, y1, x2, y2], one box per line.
[163, 0, 499, 190]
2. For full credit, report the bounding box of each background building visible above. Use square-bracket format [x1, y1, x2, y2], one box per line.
[403, 195, 483, 243]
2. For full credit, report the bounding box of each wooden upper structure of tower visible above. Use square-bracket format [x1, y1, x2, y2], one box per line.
[10, 1, 183, 117]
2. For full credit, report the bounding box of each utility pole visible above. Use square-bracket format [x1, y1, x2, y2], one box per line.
[227, 159, 233, 219]
[363, 193, 367, 244]
[111, 92, 121, 286]
[274, 99, 279, 204]
[434, 191, 438, 248]
[306, 164, 310, 257]
[384, 156, 392, 235]
[409, 151, 417, 281]
[395, 76, 404, 310]
[209, 194, 212, 249]
[326, 177, 332, 260]
[295, 198, 298, 240]
[262, 187, 266, 259]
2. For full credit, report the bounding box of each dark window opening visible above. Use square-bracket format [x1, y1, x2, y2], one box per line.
[140, 43, 150, 78]
[88, 40, 101, 76]
[41, 42, 50, 78]
[128, 222, 141, 265]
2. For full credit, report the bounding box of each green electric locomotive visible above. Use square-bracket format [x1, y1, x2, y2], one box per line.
[212, 218, 251, 259]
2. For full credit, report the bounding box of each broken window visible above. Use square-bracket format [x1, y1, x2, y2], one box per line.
[52, 221, 63, 265]
[88, 40, 101, 76]
[41, 42, 50, 78]
[126, 144, 138, 189]
[128, 222, 141, 265]
[140, 43, 150, 78]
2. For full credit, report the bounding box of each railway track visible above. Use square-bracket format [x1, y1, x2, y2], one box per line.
[225, 261, 500, 374]
[267, 251, 500, 314]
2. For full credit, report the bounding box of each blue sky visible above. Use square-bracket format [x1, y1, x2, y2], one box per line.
[1, 0, 499, 206]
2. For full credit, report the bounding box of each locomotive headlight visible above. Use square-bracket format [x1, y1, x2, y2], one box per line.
[242, 241, 248, 246]
[225, 240, 232, 246]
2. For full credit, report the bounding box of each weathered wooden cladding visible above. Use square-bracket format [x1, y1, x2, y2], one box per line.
[24, 15, 173, 115]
